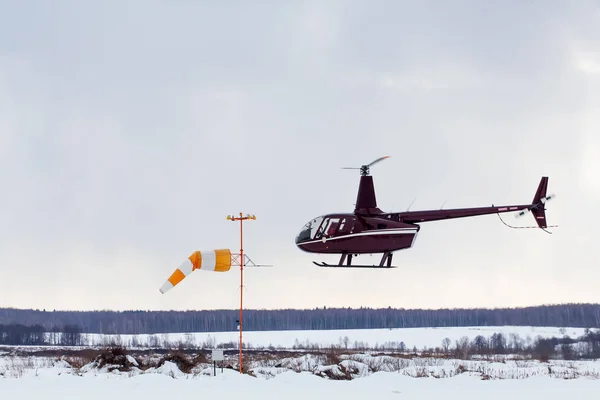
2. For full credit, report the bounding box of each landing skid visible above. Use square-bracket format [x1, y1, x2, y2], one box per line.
[312, 261, 397, 269]
[313, 251, 397, 269]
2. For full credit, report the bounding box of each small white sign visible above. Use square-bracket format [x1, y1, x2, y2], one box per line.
[212, 349, 224, 361]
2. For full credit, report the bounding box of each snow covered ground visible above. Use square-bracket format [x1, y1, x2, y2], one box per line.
[79, 325, 587, 350]
[1, 358, 600, 399]
[2, 326, 600, 398]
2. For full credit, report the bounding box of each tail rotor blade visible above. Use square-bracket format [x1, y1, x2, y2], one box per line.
[541, 193, 556, 204]
[515, 209, 530, 219]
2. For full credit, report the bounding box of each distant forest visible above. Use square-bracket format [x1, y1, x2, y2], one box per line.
[1, 303, 600, 335]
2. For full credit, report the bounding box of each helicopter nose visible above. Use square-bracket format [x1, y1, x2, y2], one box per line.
[295, 241, 308, 253]
[295, 230, 311, 245]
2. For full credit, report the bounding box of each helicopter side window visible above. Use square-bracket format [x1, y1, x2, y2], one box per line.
[327, 220, 340, 236]
[338, 218, 354, 235]
[314, 217, 341, 239]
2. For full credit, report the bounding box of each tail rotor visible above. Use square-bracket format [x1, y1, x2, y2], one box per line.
[513, 177, 557, 233]
[515, 193, 556, 219]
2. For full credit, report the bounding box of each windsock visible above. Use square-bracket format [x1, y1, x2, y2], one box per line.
[159, 249, 232, 294]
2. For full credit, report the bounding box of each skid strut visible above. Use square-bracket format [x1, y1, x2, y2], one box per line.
[379, 251, 393, 267]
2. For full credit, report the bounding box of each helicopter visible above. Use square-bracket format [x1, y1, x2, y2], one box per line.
[294, 156, 555, 268]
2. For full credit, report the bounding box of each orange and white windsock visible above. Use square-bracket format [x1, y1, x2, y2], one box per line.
[159, 249, 232, 294]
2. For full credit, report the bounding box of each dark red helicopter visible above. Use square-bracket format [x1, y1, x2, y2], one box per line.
[295, 156, 555, 268]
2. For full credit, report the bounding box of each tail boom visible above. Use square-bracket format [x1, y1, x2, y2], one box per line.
[396, 176, 552, 228]
[397, 204, 531, 224]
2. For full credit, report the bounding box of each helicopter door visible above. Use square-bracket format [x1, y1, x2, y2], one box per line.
[314, 217, 341, 239]
[327, 220, 340, 236]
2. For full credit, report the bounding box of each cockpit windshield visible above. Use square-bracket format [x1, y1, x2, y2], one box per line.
[295, 215, 355, 243]
[295, 216, 324, 243]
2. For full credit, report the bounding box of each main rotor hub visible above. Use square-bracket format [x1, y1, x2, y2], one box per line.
[342, 155, 390, 176]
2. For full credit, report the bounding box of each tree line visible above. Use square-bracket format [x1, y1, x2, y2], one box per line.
[431, 329, 600, 361]
[0, 324, 84, 346]
[3, 322, 599, 364]
[290, 328, 600, 361]
[0, 303, 599, 335]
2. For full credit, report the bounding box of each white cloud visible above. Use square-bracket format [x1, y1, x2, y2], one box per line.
[577, 56, 600, 75]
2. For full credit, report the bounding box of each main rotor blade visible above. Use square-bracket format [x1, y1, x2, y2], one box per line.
[367, 155, 390, 167]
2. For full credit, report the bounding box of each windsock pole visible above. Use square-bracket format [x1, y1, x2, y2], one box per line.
[227, 212, 256, 374]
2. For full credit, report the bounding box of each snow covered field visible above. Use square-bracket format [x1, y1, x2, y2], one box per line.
[1, 357, 600, 399]
[2, 326, 600, 398]
[2, 369, 600, 400]
[79, 325, 587, 350]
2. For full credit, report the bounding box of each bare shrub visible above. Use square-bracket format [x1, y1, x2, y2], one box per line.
[390, 357, 411, 371]
[324, 348, 342, 365]
[64, 348, 100, 370]
[95, 346, 136, 372]
[64, 356, 86, 370]
[157, 351, 195, 374]
[321, 364, 354, 380]
[193, 352, 209, 365]
[287, 358, 304, 373]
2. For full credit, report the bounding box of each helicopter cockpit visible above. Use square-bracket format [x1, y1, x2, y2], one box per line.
[295, 215, 355, 244]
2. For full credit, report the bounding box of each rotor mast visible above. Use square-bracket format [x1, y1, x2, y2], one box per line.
[342, 156, 389, 215]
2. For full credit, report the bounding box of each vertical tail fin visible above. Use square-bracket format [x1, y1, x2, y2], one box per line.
[531, 177, 549, 229]
[532, 177, 548, 205]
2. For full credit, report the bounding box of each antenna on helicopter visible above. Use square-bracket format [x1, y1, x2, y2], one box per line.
[342, 156, 390, 176]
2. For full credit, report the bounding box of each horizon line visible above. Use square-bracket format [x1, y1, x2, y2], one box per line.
[1, 302, 599, 313]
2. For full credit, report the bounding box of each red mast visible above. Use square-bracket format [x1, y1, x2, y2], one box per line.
[226, 212, 256, 373]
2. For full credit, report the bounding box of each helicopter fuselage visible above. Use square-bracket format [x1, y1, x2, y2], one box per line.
[295, 213, 420, 254]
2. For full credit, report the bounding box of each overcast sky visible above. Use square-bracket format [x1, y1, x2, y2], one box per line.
[1, 1, 598, 312]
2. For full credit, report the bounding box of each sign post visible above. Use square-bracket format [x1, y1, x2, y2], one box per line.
[211, 348, 224, 376]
